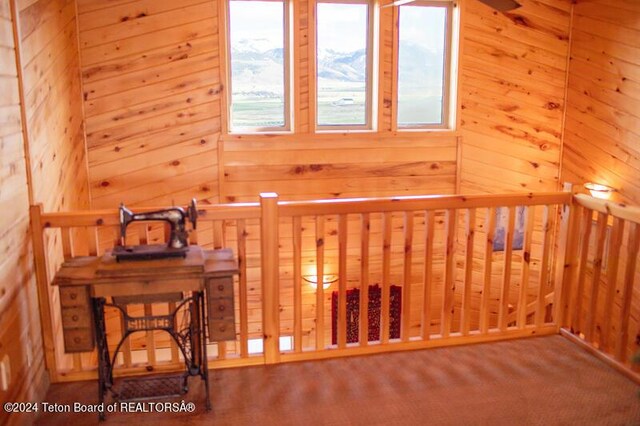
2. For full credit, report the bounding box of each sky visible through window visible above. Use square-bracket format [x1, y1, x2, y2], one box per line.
[316, 3, 368, 126]
[229, 0, 285, 129]
[397, 5, 447, 126]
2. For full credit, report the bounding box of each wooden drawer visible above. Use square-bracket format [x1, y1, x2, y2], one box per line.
[61, 307, 92, 329]
[207, 277, 233, 298]
[63, 328, 95, 353]
[208, 319, 236, 342]
[208, 297, 234, 319]
[59, 286, 91, 308]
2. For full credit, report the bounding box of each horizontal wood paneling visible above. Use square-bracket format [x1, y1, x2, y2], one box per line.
[459, 0, 571, 194]
[560, 0, 640, 370]
[562, 0, 640, 205]
[77, 0, 220, 208]
[0, 1, 47, 424]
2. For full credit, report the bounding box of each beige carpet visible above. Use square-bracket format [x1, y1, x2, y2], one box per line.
[37, 335, 640, 425]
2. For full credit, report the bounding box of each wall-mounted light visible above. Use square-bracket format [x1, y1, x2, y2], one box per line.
[302, 274, 338, 290]
[584, 182, 616, 200]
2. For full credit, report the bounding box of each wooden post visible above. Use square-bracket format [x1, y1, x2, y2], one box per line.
[260, 193, 280, 364]
[601, 217, 624, 352]
[480, 207, 496, 333]
[442, 209, 457, 337]
[553, 183, 577, 330]
[585, 212, 608, 343]
[359, 213, 370, 346]
[517, 206, 535, 328]
[616, 223, 640, 362]
[461, 209, 475, 335]
[237, 219, 249, 358]
[30, 204, 58, 381]
[338, 214, 348, 348]
[498, 207, 515, 331]
[381, 212, 393, 343]
[292, 217, 302, 353]
[421, 210, 435, 340]
[401, 211, 413, 341]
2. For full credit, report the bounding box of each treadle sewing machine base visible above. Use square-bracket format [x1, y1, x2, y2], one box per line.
[52, 246, 239, 421]
[93, 292, 210, 420]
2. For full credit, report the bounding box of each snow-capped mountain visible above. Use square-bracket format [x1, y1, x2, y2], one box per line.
[230, 38, 444, 96]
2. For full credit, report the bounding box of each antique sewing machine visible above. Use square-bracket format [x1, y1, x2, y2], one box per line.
[113, 199, 198, 261]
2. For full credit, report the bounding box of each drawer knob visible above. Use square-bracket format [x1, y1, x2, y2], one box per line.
[72, 315, 79, 321]
[70, 293, 77, 300]
[218, 284, 224, 291]
[218, 305, 225, 312]
[218, 325, 226, 332]
[73, 337, 81, 343]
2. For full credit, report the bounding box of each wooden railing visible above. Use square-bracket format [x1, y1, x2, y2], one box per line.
[559, 194, 640, 380]
[31, 190, 575, 382]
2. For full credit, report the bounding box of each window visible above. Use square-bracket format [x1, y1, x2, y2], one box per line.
[396, 2, 453, 128]
[228, 0, 290, 132]
[316, 1, 373, 129]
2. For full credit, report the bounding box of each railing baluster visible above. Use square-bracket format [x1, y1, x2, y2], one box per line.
[381, 212, 393, 344]
[315, 215, 325, 351]
[616, 223, 640, 362]
[359, 213, 370, 347]
[421, 210, 435, 340]
[573, 208, 594, 334]
[402, 211, 414, 341]
[480, 208, 496, 333]
[213, 220, 225, 249]
[338, 215, 348, 348]
[535, 206, 554, 328]
[292, 216, 302, 353]
[61, 228, 73, 260]
[442, 209, 457, 338]
[462, 208, 475, 335]
[499, 207, 515, 331]
[237, 219, 249, 357]
[601, 217, 624, 352]
[517, 206, 535, 328]
[585, 212, 608, 343]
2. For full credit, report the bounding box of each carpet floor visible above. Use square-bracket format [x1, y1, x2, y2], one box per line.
[36, 335, 640, 425]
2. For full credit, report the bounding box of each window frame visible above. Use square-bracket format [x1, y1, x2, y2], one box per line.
[394, 0, 457, 131]
[314, 0, 376, 132]
[225, 0, 293, 134]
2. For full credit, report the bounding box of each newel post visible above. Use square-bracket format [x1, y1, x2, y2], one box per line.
[29, 204, 58, 381]
[260, 193, 280, 364]
[553, 183, 579, 330]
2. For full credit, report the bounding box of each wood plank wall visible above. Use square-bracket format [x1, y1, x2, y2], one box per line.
[560, 0, 640, 367]
[0, 1, 48, 424]
[17, 0, 90, 212]
[1, 0, 91, 400]
[75, 0, 458, 208]
[77, 0, 221, 208]
[458, 0, 572, 194]
[561, 0, 640, 205]
[74, 0, 579, 206]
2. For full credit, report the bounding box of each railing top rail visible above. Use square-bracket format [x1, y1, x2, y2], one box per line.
[37, 192, 573, 229]
[39, 203, 261, 228]
[277, 192, 571, 217]
[574, 193, 640, 225]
